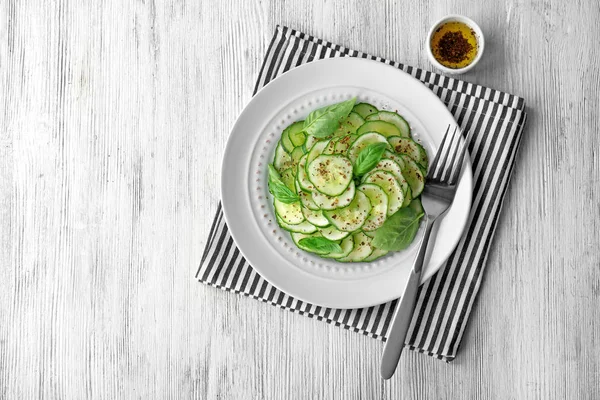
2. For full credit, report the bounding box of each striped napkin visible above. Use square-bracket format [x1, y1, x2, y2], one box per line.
[196, 26, 527, 362]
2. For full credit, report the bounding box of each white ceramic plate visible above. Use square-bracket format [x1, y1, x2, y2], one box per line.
[221, 57, 472, 309]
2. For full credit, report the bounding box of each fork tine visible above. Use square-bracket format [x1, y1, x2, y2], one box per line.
[428, 125, 451, 180]
[449, 128, 474, 184]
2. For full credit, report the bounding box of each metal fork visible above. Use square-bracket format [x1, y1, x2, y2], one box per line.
[380, 125, 471, 380]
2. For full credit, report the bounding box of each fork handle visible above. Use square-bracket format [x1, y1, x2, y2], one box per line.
[380, 218, 435, 380]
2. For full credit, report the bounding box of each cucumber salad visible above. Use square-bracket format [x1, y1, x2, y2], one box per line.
[268, 97, 428, 262]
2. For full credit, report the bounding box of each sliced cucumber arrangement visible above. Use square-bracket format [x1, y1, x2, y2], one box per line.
[274, 199, 304, 225]
[297, 182, 319, 210]
[364, 248, 388, 262]
[352, 102, 379, 119]
[347, 132, 390, 163]
[400, 155, 425, 197]
[319, 225, 350, 241]
[322, 234, 354, 259]
[363, 158, 411, 207]
[357, 120, 401, 138]
[277, 217, 318, 234]
[367, 111, 411, 137]
[270, 101, 429, 262]
[289, 146, 304, 171]
[334, 112, 365, 137]
[383, 150, 406, 170]
[312, 181, 356, 210]
[286, 121, 306, 147]
[388, 136, 429, 171]
[306, 139, 329, 166]
[338, 232, 374, 262]
[323, 190, 371, 232]
[358, 183, 388, 232]
[307, 155, 353, 196]
[281, 125, 296, 153]
[334, 134, 357, 154]
[363, 170, 405, 216]
[280, 168, 296, 191]
[302, 207, 330, 227]
[297, 154, 315, 192]
[274, 143, 292, 172]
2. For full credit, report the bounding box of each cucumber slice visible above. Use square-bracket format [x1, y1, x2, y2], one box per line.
[362, 159, 410, 209]
[291, 133, 307, 147]
[322, 234, 354, 259]
[417, 142, 429, 172]
[312, 181, 356, 210]
[334, 112, 365, 137]
[297, 184, 320, 210]
[362, 159, 409, 198]
[323, 190, 371, 232]
[302, 207, 330, 227]
[364, 158, 411, 207]
[323, 138, 338, 155]
[362, 229, 376, 238]
[358, 183, 389, 232]
[357, 120, 401, 138]
[307, 154, 353, 196]
[363, 170, 405, 216]
[338, 232, 373, 262]
[280, 168, 296, 192]
[281, 126, 295, 153]
[388, 137, 428, 170]
[364, 248, 388, 262]
[290, 146, 304, 172]
[383, 150, 406, 170]
[306, 140, 330, 168]
[334, 134, 358, 154]
[319, 225, 350, 241]
[296, 154, 315, 192]
[304, 135, 319, 152]
[291, 232, 329, 255]
[347, 132, 390, 163]
[409, 197, 424, 216]
[400, 154, 425, 197]
[287, 121, 306, 147]
[274, 199, 304, 225]
[276, 216, 318, 234]
[352, 103, 379, 119]
[367, 111, 411, 137]
[274, 142, 292, 172]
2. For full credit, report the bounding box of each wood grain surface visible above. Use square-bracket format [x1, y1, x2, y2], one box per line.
[1, 0, 599, 398]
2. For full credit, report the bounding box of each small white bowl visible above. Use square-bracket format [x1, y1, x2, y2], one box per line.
[426, 14, 485, 74]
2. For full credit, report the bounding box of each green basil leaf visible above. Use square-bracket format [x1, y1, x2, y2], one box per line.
[298, 237, 342, 254]
[268, 163, 299, 203]
[303, 97, 356, 138]
[372, 207, 422, 251]
[268, 164, 282, 182]
[353, 142, 388, 176]
[269, 182, 300, 203]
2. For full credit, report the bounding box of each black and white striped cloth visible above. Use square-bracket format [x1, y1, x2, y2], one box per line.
[196, 26, 528, 362]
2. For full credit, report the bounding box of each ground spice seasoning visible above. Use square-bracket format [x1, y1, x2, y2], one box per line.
[437, 31, 473, 64]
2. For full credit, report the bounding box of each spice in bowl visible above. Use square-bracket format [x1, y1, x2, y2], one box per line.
[431, 21, 478, 69]
[426, 15, 484, 74]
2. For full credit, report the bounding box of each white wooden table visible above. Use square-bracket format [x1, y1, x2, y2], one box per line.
[2, 1, 599, 398]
